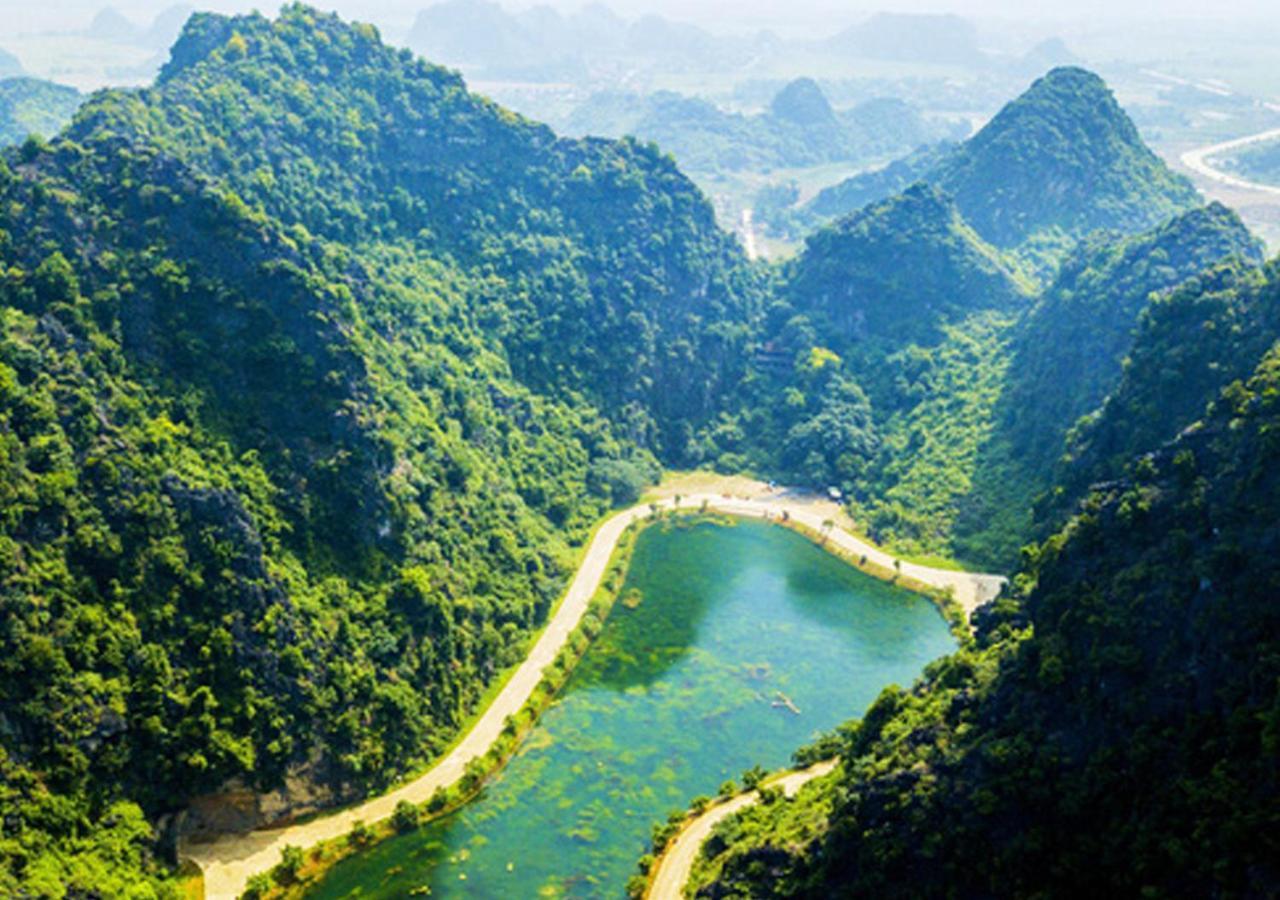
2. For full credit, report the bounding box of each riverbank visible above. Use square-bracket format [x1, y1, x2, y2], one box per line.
[1180, 127, 1280, 197]
[183, 481, 1004, 898]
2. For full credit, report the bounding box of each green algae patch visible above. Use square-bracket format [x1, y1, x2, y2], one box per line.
[307, 519, 954, 899]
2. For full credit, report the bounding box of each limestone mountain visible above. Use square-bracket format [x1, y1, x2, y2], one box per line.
[953, 202, 1265, 564]
[0, 5, 763, 891]
[782, 184, 1030, 351]
[788, 67, 1199, 262]
[0, 78, 82, 146]
[688, 266, 1280, 900]
[768, 77, 836, 126]
[932, 66, 1200, 252]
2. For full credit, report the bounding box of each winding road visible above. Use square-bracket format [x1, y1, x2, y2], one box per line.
[1180, 127, 1280, 197]
[183, 487, 1003, 898]
[645, 759, 838, 900]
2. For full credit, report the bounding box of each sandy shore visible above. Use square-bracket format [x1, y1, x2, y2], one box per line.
[183, 479, 1004, 898]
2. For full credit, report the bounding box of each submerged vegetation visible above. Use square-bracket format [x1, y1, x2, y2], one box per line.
[1, 4, 1278, 897]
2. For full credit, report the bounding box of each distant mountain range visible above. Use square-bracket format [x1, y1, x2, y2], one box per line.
[2, 8, 1276, 898]
[560, 78, 967, 175]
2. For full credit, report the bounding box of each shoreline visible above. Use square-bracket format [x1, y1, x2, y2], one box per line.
[643, 758, 840, 900]
[182, 480, 1005, 898]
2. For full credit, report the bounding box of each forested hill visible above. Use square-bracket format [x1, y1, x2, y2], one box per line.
[0, 5, 763, 893]
[688, 265, 1280, 900]
[796, 67, 1200, 264]
[953, 202, 1265, 561]
[782, 184, 1031, 349]
[753, 107, 1258, 567]
[932, 66, 1200, 251]
[1, 5, 1277, 897]
[69, 5, 764, 457]
[0, 78, 82, 146]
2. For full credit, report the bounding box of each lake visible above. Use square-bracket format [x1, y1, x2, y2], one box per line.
[309, 517, 955, 898]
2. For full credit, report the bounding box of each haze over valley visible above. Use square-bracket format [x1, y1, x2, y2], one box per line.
[0, 3, 1276, 899]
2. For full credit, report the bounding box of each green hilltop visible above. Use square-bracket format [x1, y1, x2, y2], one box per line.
[1, 6, 1278, 897]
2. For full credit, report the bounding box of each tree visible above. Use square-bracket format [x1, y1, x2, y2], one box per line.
[391, 799, 420, 832]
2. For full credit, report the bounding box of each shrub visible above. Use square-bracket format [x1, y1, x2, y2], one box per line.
[243, 873, 272, 899]
[391, 799, 420, 832]
[273, 844, 304, 884]
[347, 819, 371, 847]
[427, 787, 450, 813]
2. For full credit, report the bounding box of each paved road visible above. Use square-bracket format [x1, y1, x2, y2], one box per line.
[183, 492, 1003, 897]
[645, 759, 839, 900]
[1180, 127, 1280, 197]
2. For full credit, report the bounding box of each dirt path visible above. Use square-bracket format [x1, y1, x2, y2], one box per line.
[645, 759, 839, 900]
[183, 483, 1003, 898]
[1180, 127, 1280, 197]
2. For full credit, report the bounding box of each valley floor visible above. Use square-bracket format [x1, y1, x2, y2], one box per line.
[182, 476, 1004, 898]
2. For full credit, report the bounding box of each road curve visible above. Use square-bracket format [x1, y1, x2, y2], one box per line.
[1180, 127, 1280, 197]
[645, 759, 839, 900]
[183, 492, 1002, 898]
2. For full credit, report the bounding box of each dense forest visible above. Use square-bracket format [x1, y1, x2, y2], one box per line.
[1, 6, 1278, 898]
[687, 264, 1280, 898]
[0, 78, 82, 146]
[0, 6, 756, 892]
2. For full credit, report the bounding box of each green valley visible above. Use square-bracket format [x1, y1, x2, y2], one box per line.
[0, 5, 1277, 900]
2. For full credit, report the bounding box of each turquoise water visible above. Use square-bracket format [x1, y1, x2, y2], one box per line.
[310, 518, 954, 899]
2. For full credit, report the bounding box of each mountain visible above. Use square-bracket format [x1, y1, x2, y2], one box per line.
[560, 85, 958, 176]
[769, 77, 836, 126]
[740, 72, 1247, 565]
[951, 203, 1265, 564]
[789, 68, 1198, 260]
[0, 5, 763, 891]
[404, 0, 750, 81]
[1047, 258, 1280, 523]
[407, 0, 549, 71]
[796, 141, 955, 225]
[87, 7, 140, 43]
[687, 267, 1280, 899]
[932, 67, 1200, 253]
[0, 78, 81, 145]
[1, 5, 1274, 896]
[727, 185, 1033, 547]
[827, 13, 983, 66]
[1017, 36, 1080, 75]
[79, 7, 762, 455]
[783, 184, 1029, 349]
[0, 48, 23, 80]
[141, 4, 196, 51]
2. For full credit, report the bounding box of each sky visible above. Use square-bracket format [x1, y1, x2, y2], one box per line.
[5, 0, 1280, 39]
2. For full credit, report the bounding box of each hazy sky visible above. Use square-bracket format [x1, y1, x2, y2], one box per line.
[5, 0, 1280, 39]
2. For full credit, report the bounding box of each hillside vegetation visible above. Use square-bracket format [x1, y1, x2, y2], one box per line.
[560, 80, 962, 176]
[778, 67, 1200, 272]
[0, 79, 82, 146]
[688, 274, 1280, 897]
[1, 6, 1277, 898]
[0, 6, 758, 891]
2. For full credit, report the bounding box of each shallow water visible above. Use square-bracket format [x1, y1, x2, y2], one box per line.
[309, 518, 954, 899]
